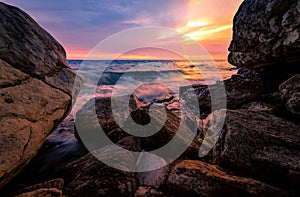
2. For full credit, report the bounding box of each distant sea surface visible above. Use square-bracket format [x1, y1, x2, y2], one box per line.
[68, 60, 237, 109]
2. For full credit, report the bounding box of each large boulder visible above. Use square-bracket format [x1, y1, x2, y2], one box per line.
[211, 109, 300, 189]
[228, 0, 300, 69]
[0, 3, 80, 188]
[166, 160, 290, 196]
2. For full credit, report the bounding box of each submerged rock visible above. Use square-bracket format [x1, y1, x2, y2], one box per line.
[0, 3, 80, 189]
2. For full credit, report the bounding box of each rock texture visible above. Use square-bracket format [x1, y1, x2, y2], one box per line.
[75, 96, 201, 159]
[13, 179, 64, 197]
[61, 151, 138, 196]
[211, 109, 300, 189]
[166, 160, 290, 196]
[228, 0, 300, 69]
[182, 70, 262, 115]
[0, 3, 80, 189]
[279, 74, 300, 115]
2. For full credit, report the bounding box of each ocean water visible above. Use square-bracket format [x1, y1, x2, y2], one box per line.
[68, 60, 237, 110]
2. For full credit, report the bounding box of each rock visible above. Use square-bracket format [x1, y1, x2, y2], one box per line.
[75, 96, 201, 160]
[13, 178, 64, 197]
[228, 0, 300, 69]
[279, 74, 300, 115]
[0, 3, 81, 96]
[134, 186, 165, 197]
[166, 160, 290, 196]
[0, 3, 80, 189]
[241, 102, 279, 114]
[182, 70, 262, 114]
[211, 109, 300, 189]
[13, 188, 63, 197]
[286, 92, 300, 116]
[279, 74, 300, 101]
[61, 151, 138, 196]
[136, 154, 169, 189]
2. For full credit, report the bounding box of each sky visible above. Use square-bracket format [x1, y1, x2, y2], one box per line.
[3, 0, 243, 60]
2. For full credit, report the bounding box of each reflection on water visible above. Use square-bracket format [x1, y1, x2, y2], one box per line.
[69, 60, 237, 111]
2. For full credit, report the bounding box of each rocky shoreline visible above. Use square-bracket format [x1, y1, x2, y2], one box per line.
[1, 0, 300, 196]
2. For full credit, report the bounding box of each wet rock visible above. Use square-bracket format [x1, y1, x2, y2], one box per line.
[0, 3, 80, 188]
[75, 96, 201, 160]
[228, 0, 300, 69]
[212, 109, 300, 189]
[182, 70, 262, 114]
[166, 160, 290, 196]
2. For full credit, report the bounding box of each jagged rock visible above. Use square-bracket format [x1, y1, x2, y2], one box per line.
[166, 160, 290, 196]
[228, 0, 300, 69]
[279, 74, 300, 115]
[211, 109, 300, 189]
[0, 3, 80, 189]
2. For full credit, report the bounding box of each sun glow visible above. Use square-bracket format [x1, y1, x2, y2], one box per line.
[65, 0, 243, 60]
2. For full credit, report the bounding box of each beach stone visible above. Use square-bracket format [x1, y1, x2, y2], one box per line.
[211, 109, 300, 189]
[228, 0, 300, 69]
[0, 2, 80, 188]
[166, 160, 290, 196]
[279, 74, 300, 115]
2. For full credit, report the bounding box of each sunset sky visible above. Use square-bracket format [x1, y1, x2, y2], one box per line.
[4, 0, 243, 60]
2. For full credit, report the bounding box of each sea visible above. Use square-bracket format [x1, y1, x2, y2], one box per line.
[68, 59, 237, 111]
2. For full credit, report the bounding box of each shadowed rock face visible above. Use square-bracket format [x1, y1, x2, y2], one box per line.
[0, 3, 80, 188]
[166, 160, 291, 196]
[211, 109, 300, 189]
[279, 74, 300, 116]
[228, 0, 300, 69]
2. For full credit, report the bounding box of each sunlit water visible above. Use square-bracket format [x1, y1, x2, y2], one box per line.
[69, 60, 237, 111]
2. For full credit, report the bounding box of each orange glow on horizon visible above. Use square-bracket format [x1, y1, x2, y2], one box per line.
[66, 0, 243, 60]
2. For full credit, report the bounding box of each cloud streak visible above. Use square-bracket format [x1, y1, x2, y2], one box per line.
[3, 0, 242, 60]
